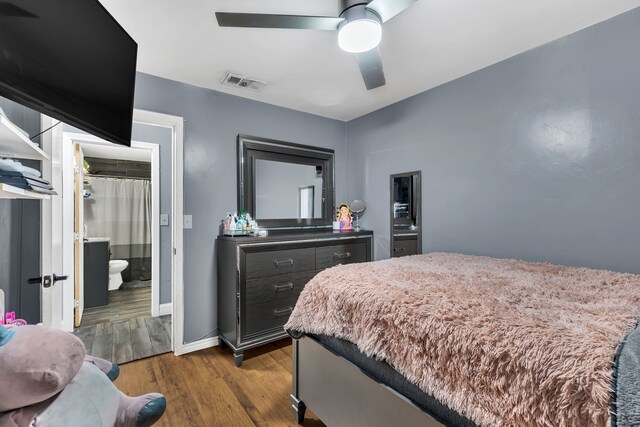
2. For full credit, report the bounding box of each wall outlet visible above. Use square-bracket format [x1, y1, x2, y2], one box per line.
[160, 214, 169, 226]
[184, 215, 193, 229]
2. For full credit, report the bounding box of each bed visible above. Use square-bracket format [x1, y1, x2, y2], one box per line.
[285, 252, 640, 427]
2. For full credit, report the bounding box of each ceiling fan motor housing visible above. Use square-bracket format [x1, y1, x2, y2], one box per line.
[339, 1, 381, 24]
[340, 0, 374, 14]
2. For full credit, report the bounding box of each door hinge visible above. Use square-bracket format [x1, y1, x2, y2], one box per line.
[173, 248, 177, 255]
[73, 299, 79, 308]
[73, 165, 80, 175]
[74, 233, 80, 241]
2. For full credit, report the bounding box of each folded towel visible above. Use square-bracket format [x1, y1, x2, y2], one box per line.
[21, 166, 41, 178]
[0, 159, 42, 177]
[0, 158, 22, 172]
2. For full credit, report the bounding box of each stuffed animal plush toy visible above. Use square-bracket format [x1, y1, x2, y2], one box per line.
[0, 324, 166, 427]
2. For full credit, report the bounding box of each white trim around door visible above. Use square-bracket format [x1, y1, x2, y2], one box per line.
[133, 110, 185, 356]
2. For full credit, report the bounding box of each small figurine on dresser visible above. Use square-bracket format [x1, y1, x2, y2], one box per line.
[337, 203, 353, 231]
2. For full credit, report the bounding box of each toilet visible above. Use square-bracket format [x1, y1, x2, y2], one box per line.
[108, 260, 129, 291]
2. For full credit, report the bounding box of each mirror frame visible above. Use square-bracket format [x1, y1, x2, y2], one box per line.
[238, 134, 335, 229]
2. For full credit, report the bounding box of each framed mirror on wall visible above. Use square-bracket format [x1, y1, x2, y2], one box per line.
[238, 135, 335, 229]
[390, 171, 422, 257]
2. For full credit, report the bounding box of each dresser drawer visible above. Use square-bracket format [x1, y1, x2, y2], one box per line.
[316, 242, 368, 271]
[243, 295, 299, 339]
[393, 239, 417, 257]
[245, 247, 315, 279]
[245, 270, 315, 306]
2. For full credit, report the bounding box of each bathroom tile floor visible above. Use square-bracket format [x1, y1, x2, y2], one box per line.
[74, 287, 172, 364]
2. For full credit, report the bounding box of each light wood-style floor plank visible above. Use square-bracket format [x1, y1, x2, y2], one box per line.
[75, 315, 171, 364]
[81, 287, 152, 327]
[115, 339, 326, 427]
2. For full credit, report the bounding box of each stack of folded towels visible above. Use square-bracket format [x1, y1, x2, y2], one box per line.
[0, 158, 56, 195]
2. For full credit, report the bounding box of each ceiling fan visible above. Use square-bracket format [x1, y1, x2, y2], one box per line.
[215, 0, 418, 90]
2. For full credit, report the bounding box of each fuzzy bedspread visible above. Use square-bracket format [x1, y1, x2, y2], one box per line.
[285, 252, 640, 426]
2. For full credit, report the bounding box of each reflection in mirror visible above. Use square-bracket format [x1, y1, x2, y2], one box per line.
[393, 176, 417, 227]
[254, 159, 323, 219]
[390, 171, 422, 258]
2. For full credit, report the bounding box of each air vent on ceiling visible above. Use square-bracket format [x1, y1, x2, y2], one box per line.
[222, 72, 267, 92]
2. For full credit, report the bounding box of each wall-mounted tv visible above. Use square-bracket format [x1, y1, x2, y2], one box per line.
[0, 0, 137, 146]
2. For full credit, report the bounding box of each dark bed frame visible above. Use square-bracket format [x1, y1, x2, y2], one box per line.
[290, 336, 445, 427]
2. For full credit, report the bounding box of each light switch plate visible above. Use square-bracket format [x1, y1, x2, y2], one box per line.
[184, 215, 193, 229]
[160, 214, 169, 226]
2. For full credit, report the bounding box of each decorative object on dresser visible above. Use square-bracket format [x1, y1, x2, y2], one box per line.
[217, 229, 373, 367]
[390, 171, 422, 257]
[350, 200, 366, 232]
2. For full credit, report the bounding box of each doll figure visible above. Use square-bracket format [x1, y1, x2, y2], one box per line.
[337, 203, 352, 231]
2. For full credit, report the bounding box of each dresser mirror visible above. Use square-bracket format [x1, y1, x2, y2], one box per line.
[390, 171, 422, 257]
[238, 135, 335, 228]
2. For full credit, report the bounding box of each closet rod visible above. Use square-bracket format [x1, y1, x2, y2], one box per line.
[86, 174, 150, 181]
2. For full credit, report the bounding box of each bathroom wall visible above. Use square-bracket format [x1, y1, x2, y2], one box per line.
[0, 98, 41, 323]
[346, 8, 640, 273]
[133, 72, 347, 343]
[85, 157, 151, 179]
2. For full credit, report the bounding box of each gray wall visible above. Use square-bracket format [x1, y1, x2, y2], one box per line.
[131, 123, 173, 304]
[346, 8, 640, 274]
[0, 98, 41, 323]
[133, 73, 347, 343]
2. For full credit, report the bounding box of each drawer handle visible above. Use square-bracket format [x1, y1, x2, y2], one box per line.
[274, 283, 294, 293]
[394, 247, 406, 252]
[274, 306, 293, 317]
[274, 259, 294, 267]
[334, 252, 351, 259]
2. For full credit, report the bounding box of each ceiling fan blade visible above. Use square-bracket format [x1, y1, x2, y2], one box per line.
[354, 48, 386, 90]
[366, 0, 418, 23]
[215, 12, 344, 30]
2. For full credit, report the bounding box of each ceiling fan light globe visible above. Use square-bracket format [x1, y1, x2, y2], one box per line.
[338, 19, 382, 53]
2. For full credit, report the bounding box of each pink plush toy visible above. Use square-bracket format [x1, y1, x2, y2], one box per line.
[0, 324, 166, 426]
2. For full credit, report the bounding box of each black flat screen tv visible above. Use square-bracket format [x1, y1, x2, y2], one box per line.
[0, 0, 137, 146]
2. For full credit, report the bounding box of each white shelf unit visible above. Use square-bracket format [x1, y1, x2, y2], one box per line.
[0, 183, 50, 200]
[0, 114, 52, 200]
[0, 115, 50, 161]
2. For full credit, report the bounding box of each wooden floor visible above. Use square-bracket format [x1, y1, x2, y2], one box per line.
[75, 315, 171, 364]
[115, 339, 326, 427]
[80, 287, 152, 327]
[74, 286, 171, 364]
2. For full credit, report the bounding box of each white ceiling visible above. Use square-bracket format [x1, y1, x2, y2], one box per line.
[82, 143, 151, 162]
[100, 0, 640, 121]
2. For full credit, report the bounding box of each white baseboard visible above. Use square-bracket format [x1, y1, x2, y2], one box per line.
[179, 336, 219, 355]
[158, 303, 172, 316]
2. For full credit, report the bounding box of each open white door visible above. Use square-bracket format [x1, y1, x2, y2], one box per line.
[40, 116, 69, 330]
[73, 144, 85, 327]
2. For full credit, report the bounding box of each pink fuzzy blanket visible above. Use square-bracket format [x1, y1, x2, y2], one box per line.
[285, 253, 640, 426]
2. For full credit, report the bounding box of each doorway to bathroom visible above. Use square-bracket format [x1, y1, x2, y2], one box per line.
[62, 120, 174, 364]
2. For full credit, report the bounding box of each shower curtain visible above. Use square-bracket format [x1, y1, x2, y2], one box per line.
[84, 177, 151, 282]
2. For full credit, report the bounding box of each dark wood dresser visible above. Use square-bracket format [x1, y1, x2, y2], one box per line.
[217, 229, 373, 366]
[392, 232, 419, 257]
